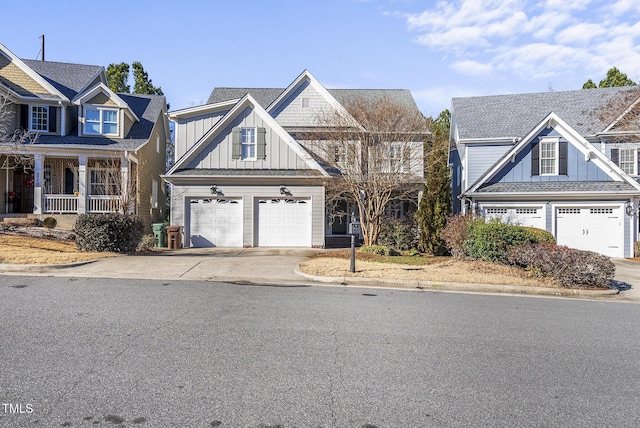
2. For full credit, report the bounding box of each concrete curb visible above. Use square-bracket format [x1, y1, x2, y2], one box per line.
[293, 267, 619, 298]
[0, 260, 98, 272]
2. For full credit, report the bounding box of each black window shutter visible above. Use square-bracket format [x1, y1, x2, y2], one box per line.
[257, 127, 266, 160]
[531, 141, 540, 176]
[559, 140, 567, 175]
[231, 127, 241, 160]
[20, 105, 28, 130]
[610, 148, 619, 166]
[636, 149, 640, 175]
[48, 106, 57, 133]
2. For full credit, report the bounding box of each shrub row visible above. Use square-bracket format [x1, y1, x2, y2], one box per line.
[506, 242, 614, 289]
[74, 213, 144, 253]
[440, 215, 614, 288]
[359, 245, 400, 256]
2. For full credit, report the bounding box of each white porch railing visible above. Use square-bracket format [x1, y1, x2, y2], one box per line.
[87, 195, 122, 213]
[43, 195, 78, 213]
[42, 194, 122, 214]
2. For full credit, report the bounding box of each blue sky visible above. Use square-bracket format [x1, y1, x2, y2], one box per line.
[4, 0, 640, 118]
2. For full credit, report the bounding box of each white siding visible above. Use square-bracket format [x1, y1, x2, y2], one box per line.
[170, 183, 325, 247]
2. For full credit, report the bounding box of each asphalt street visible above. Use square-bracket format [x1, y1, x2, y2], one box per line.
[1, 275, 639, 427]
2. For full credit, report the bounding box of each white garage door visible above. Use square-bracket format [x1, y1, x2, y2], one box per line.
[484, 207, 545, 230]
[555, 206, 623, 257]
[257, 198, 311, 247]
[189, 198, 243, 247]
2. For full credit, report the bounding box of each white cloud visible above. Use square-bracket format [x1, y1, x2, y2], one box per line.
[451, 60, 494, 76]
[403, 0, 640, 84]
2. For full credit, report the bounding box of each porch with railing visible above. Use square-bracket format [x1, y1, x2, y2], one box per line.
[43, 194, 122, 214]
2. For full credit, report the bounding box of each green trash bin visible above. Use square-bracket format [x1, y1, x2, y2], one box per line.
[152, 223, 166, 247]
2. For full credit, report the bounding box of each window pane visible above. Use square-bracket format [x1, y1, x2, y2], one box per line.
[86, 109, 100, 121]
[103, 123, 117, 135]
[103, 110, 117, 122]
[31, 106, 48, 131]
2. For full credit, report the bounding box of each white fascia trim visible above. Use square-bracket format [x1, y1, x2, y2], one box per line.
[168, 99, 239, 119]
[167, 94, 329, 176]
[465, 190, 640, 199]
[0, 43, 70, 102]
[266, 70, 363, 131]
[72, 82, 139, 122]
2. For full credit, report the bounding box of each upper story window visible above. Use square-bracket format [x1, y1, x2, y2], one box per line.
[30, 106, 48, 131]
[539, 138, 558, 175]
[389, 144, 410, 172]
[619, 148, 637, 175]
[85, 107, 118, 136]
[241, 127, 257, 160]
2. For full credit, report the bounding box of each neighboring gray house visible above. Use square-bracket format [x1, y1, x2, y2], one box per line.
[164, 70, 424, 248]
[450, 86, 640, 258]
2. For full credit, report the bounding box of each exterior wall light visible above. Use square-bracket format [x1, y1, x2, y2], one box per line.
[280, 185, 290, 195]
[210, 184, 219, 195]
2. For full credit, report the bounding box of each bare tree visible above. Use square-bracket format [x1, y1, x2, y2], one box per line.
[303, 96, 429, 245]
[0, 88, 37, 170]
[88, 153, 138, 215]
[591, 86, 640, 141]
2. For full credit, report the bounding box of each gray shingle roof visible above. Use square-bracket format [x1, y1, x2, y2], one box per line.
[208, 87, 419, 111]
[22, 59, 103, 101]
[475, 181, 636, 194]
[452, 86, 638, 140]
[35, 93, 166, 150]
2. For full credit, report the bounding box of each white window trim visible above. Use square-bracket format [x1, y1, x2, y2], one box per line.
[240, 127, 257, 161]
[29, 105, 49, 132]
[539, 137, 559, 176]
[619, 147, 637, 176]
[83, 105, 119, 136]
[152, 178, 159, 209]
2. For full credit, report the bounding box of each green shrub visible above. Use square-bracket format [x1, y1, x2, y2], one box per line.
[523, 227, 555, 244]
[359, 245, 400, 256]
[74, 213, 144, 253]
[506, 242, 614, 289]
[378, 217, 418, 251]
[137, 234, 155, 252]
[464, 219, 533, 263]
[440, 214, 473, 259]
[405, 249, 421, 257]
[42, 217, 57, 229]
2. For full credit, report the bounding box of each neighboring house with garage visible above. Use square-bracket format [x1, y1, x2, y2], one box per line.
[450, 86, 640, 258]
[164, 70, 424, 248]
[0, 43, 170, 232]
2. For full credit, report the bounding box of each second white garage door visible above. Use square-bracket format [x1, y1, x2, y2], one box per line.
[555, 206, 623, 258]
[189, 198, 243, 247]
[484, 206, 545, 230]
[257, 198, 311, 247]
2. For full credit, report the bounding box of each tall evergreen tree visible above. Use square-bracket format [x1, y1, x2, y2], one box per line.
[132, 61, 164, 95]
[416, 109, 452, 255]
[106, 63, 130, 93]
[583, 67, 636, 89]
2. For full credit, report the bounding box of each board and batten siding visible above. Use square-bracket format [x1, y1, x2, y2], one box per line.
[466, 144, 511, 189]
[491, 136, 611, 183]
[170, 184, 325, 247]
[185, 106, 313, 171]
[174, 110, 228, 160]
[270, 79, 332, 128]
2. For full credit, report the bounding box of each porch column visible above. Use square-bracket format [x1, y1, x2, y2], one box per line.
[33, 154, 43, 214]
[78, 156, 87, 214]
[121, 156, 129, 214]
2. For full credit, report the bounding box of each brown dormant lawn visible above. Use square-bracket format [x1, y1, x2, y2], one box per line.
[299, 250, 559, 288]
[0, 233, 116, 265]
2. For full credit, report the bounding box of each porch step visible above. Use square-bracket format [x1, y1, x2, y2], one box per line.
[324, 235, 361, 249]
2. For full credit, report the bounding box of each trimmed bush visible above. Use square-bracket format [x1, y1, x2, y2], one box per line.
[523, 227, 555, 244]
[74, 213, 144, 253]
[42, 217, 57, 229]
[359, 245, 400, 256]
[464, 219, 533, 263]
[506, 242, 614, 289]
[440, 214, 472, 259]
[378, 217, 418, 251]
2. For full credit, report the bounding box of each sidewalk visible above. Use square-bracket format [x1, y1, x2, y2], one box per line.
[0, 249, 638, 302]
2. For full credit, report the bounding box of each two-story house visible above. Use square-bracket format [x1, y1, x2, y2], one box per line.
[450, 86, 640, 258]
[164, 70, 424, 248]
[0, 43, 170, 232]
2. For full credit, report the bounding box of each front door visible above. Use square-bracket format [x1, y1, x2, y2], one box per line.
[13, 169, 34, 213]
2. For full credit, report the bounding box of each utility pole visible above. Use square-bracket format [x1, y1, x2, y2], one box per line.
[40, 35, 45, 61]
